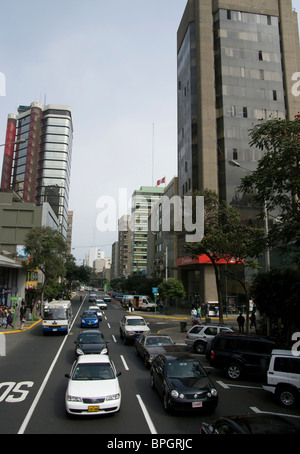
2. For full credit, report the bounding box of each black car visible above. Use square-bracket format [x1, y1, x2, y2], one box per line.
[207, 332, 277, 380]
[150, 352, 218, 413]
[74, 330, 109, 357]
[200, 413, 300, 434]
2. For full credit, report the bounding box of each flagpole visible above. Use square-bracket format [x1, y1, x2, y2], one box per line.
[152, 123, 154, 186]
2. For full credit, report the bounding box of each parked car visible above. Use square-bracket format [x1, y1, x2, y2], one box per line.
[263, 349, 300, 408]
[119, 314, 150, 344]
[200, 413, 300, 434]
[135, 333, 186, 367]
[95, 299, 107, 310]
[150, 352, 218, 413]
[89, 293, 97, 302]
[88, 306, 103, 320]
[74, 330, 109, 357]
[185, 323, 233, 354]
[80, 311, 99, 328]
[207, 332, 276, 380]
[65, 354, 121, 415]
[103, 295, 111, 302]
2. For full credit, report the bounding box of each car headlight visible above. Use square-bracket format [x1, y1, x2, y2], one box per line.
[67, 395, 82, 402]
[100, 348, 108, 354]
[170, 390, 184, 399]
[106, 393, 120, 401]
[76, 348, 84, 355]
[207, 388, 218, 398]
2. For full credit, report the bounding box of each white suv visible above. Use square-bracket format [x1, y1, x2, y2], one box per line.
[185, 323, 233, 354]
[263, 350, 300, 408]
[119, 315, 150, 344]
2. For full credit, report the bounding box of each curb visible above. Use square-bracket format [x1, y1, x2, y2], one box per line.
[0, 319, 41, 334]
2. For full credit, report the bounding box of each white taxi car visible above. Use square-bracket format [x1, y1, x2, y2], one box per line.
[65, 355, 121, 415]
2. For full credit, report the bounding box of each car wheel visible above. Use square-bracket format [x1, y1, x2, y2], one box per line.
[119, 329, 123, 339]
[226, 362, 242, 380]
[276, 386, 298, 408]
[193, 341, 206, 354]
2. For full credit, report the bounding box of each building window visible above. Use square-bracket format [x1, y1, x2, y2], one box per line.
[273, 90, 277, 101]
[258, 50, 263, 61]
[243, 107, 248, 118]
[233, 149, 238, 160]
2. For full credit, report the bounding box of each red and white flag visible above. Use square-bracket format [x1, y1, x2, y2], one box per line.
[157, 177, 166, 186]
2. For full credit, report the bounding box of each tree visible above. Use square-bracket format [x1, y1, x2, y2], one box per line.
[24, 227, 68, 308]
[251, 268, 300, 345]
[185, 190, 265, 325]
[239, 115, 300, 249]
[158, 279, 186, 309]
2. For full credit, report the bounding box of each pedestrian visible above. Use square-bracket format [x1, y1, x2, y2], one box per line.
[237, 312, 245, 333]
[7, 312, 13, 329]
[2, 316, 7, 329]
[250, 312, 256, 330]
[196, 305, 201, 320]
[20, 315, 26, 330]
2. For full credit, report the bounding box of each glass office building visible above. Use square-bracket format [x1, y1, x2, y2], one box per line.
[177, 0, 300, 303]
[1, 103, 73, 238]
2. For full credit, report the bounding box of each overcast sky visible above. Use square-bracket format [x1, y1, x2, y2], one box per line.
[0, 0, 299, 264]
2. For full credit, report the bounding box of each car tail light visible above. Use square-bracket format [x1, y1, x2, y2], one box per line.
[186, 334, 189, 338]
[211, 350, 215, 360]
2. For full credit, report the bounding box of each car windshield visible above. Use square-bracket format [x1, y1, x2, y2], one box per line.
[126, 318, 146, 326]
[82, 312, 97, 319]
[43, 308, 67, 320]
[78, 333, 104, 344]
[146, 337, 173, 346]
[72, 363, 115, 380]
[166, 360, 206, 378]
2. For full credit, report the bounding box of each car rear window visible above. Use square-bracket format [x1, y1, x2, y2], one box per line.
[274, 357, 300, 374]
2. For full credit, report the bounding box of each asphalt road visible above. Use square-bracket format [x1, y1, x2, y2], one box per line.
[0, 294, 299, 440]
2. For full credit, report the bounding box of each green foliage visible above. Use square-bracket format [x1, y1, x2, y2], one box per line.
[239, 116, 300, 248]
[158, 279, 186, 301]
[251, 268, 300, 341]
[24, 227, 68, 299]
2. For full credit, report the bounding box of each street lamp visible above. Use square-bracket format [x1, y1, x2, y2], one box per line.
[0, 139, 27, 147]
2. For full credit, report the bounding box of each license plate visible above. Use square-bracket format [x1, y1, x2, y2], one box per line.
[192, 402, 202, 408]
[88, 406, 99, 412]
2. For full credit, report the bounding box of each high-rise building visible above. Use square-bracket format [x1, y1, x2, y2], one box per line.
[130, 186, 164, 275]
[177, 0, 300, 303]
[0, 102, 73, 238]
[118, 215, 131, 278]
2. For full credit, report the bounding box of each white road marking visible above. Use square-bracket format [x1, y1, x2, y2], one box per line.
[120, 355, 129, 371]
[216, 380, 262, 390]
[250, 406, 300, 419]
[17, 298, 86, 434]
[136, 394, 157, 434]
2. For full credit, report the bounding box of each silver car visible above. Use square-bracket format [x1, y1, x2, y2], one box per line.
[185, 324, 233, 354]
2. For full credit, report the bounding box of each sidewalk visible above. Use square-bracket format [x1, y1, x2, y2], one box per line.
[0, 317, 41, 334]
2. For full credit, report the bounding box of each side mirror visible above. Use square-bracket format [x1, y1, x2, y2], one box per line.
[116, 372, 122, 377]
[65, 373, 70, 378]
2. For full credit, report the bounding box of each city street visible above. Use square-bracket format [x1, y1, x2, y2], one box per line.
[0, 294, 299, 439]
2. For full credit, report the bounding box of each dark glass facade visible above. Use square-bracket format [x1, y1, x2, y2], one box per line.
[214, 9, 286, 218]
[2, 103, 73, 238]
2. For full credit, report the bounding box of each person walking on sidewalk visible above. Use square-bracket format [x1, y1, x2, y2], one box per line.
[7, 312, 13, 329]
[237, 313, 245, 333]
